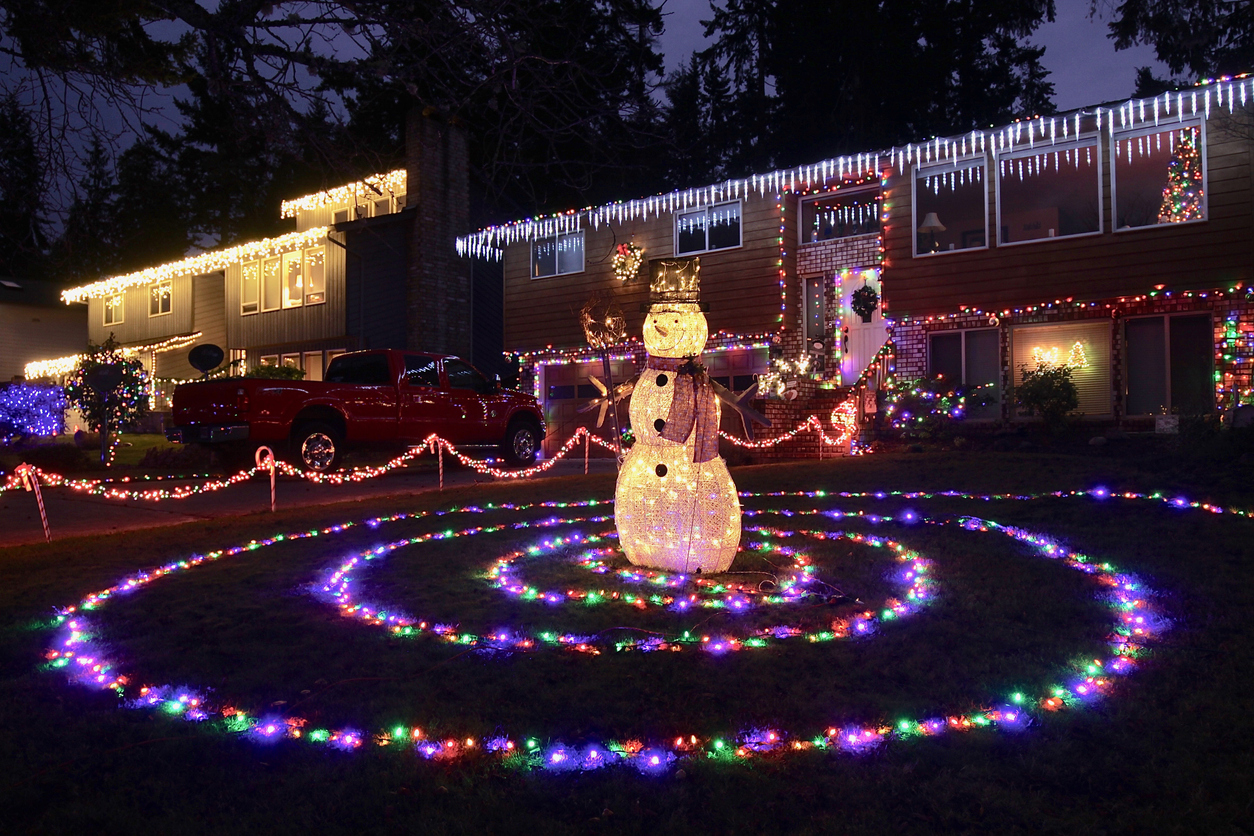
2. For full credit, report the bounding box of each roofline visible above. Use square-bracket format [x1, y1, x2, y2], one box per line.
[456, 75, 1250, 259]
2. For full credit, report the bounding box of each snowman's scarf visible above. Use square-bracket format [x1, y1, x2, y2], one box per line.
[650, 356, 719, 463]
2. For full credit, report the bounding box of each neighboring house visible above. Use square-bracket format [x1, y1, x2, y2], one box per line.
[37, 110, 483, 401]
[458, 78, 1254, 455]
[0, 279, 86, 381]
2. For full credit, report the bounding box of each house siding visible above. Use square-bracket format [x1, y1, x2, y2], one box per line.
[1, 303, 87, 380]
[87, 274, 195, 345]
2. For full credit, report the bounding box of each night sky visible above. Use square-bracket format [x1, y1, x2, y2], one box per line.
[656, 0, 1170, 112]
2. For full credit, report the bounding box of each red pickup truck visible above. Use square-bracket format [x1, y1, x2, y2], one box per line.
[167, 350, 545, 471]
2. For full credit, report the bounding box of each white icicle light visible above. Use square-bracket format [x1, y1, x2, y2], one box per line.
[615, 302, 741, 574]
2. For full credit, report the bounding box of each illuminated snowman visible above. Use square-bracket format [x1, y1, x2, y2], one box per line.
[614, 259, 744, 574]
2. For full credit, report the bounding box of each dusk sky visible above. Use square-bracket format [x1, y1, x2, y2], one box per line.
[656, 0, 1170, 112]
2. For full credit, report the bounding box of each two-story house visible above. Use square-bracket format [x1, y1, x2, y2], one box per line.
[458, 78, 1254, 455]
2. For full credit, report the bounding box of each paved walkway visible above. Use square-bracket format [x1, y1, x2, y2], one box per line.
[0, 459, 620, 548]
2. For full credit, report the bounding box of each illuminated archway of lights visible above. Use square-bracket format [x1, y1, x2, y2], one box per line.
[41, 486, 1186, 770]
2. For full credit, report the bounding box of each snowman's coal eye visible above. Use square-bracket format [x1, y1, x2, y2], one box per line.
[673, 318, 679, 324]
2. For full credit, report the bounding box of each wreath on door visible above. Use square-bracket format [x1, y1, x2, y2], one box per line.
[851, 284, 879, 322]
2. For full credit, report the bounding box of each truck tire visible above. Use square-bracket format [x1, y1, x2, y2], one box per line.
[501, 419, 540, 467]
[293, 421, 342, 472]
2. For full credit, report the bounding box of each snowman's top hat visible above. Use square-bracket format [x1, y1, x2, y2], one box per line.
[643, 256, 708, 311]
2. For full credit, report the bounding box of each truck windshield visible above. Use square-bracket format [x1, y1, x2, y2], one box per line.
[326, 353, 390, 384]
[444, 358, 494, 394]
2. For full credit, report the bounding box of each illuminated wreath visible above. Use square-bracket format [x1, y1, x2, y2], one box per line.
[612, 242, 645, 283]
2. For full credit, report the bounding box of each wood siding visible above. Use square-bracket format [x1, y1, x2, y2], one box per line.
[503, 193, 787, 351]
[1, 304, 86, 379]
[87, 274, 195, 345]
[883, 111, 1254, 318]
[224, 232, 348, 352]
[151, 274, 228, 379]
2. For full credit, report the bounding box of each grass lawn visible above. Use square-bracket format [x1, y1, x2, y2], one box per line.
[0, 448, 1251, 834]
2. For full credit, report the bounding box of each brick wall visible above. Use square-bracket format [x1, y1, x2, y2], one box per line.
[797, 234, 881, 276]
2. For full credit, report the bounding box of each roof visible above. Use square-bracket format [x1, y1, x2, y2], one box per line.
[0, 278, 82, 308]
[456, 76, 1252, 259]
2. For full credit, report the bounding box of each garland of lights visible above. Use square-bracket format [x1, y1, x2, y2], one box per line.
[611, 243, 645, 282]
[318, 523, 932, 654]
[457, 76, 1251, 258]
[42, 488, 1175, 769]
[24, 332, 204, 380]
[279, 170, 407, 219]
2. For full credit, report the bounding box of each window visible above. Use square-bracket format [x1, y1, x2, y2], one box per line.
[304, 247, 325, 305]
[281, 251, 303, 308]
[303, 351, 324, 381]
[374, 197, 392, 216]
[103, 294, 124, 326]
[149, 281, 172, 316]
[531, 230, 584, 278]
[242, 245, 327, 314]
[444, 358, 495, 394]
[262, 257, 281, 311]
[404, 354, 441, 387]
[803, 277, 825, 342]
[281, 353, 301, 370]
[1125, 314, 1213, 415]
[676, 201, 741, 255]
[333, 208, 350, 224]
[241, 262, 260, 314]
[325, 352, 391, 385]
[998, 139, 1101, 244]
[1113, 123, 1205, 230]
[928, 329, 1001, 418]
[914, 159, 987, 255]
[1011, 321, 1112, 416]
[260, 355, 278, 367]
[801, 189, 879, 244]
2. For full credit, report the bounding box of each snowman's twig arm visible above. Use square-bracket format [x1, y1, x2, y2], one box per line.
[578, 374, 639, 428]
[710, 379, 771, 441]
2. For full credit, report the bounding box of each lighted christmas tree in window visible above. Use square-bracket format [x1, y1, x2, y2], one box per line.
[1157, 128, 1203, 223]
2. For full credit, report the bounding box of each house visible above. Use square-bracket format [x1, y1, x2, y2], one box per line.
[457, 77, 1254, 455]
[33, 111, 485, 402]
[0, 279, 86, 382]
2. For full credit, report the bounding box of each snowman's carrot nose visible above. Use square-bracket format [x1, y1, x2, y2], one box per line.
[654, 324, 669, 337]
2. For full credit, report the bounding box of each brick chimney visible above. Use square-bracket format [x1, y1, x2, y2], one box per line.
[405, 107, 472, 357]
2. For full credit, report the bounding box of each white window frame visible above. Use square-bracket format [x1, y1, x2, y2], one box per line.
[530, 229, 585, 279]
[148, 280, 172, 317]
[303, 246, 326, 306]
[1111, 118, 1207, 233]
[242, 244, 327, 314]
[103, 294, 124, 326]
[912, 156, 989, 258]
[798, 186, 880, 247]
[928, 327, 1003, 416]
[674, 199, 743, 256]
[240, 262, 260, 316]
[995, 136, 1104, 248]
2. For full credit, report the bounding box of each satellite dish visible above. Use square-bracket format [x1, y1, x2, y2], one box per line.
[188, 343, 225, 375]
[85, 364, 125, 396]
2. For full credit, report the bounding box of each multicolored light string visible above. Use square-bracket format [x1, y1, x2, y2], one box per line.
[39, 486, 1191, 770]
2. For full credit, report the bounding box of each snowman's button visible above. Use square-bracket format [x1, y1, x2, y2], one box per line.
[656, 374, 668, 387]
[655, 463, 667, 477]
[654, 418, 665, 432]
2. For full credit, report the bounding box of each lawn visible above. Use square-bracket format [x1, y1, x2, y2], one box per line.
[0, 446, 1251, 835]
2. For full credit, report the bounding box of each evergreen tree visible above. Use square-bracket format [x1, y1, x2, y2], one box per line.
[0, 94, 48, 278]
[54, 136, 118, 282]
[112, 137, 195, 271]
[1157, 128, 1204, 223]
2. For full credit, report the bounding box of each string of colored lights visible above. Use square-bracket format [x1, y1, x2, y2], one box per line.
[39, 487, 1182, 769]
[319, 523, 932, 653]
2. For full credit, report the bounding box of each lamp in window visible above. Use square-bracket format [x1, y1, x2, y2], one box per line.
[918, 212, 946, 253]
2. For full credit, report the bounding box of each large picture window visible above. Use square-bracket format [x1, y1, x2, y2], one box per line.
[928, 328, 1000, 418]
[914, 160, 986, 255]
[800, 188, 879, 244]
[1011, 321, 1112, 417]
[241, 244, 329, 314]
[998, 140, 1101, 244]
[1125, 314, 1213, 415]
[149, 280, 172, 316]
[1113, 123, 1205, 230]
[531, 230, 585, 278]
[676, 200, 741, 255]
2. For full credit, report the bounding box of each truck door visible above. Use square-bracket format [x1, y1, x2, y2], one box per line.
[400, 354, 445, 441]
[440, 358, 496, 443]
[323, 352, 397, 441]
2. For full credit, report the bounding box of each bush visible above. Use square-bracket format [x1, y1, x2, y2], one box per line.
[137, 443, 215, 471]
[10, 441, 90, 473]
[883, 376, 996, 440]
[244, 365, 306, 380]
[1014, 363, 1078, 429]
[0, 383, 66, 442]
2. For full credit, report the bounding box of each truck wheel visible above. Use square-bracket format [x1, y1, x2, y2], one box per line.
[293, 422, 342, 472]
[502, 420, 540, 467]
